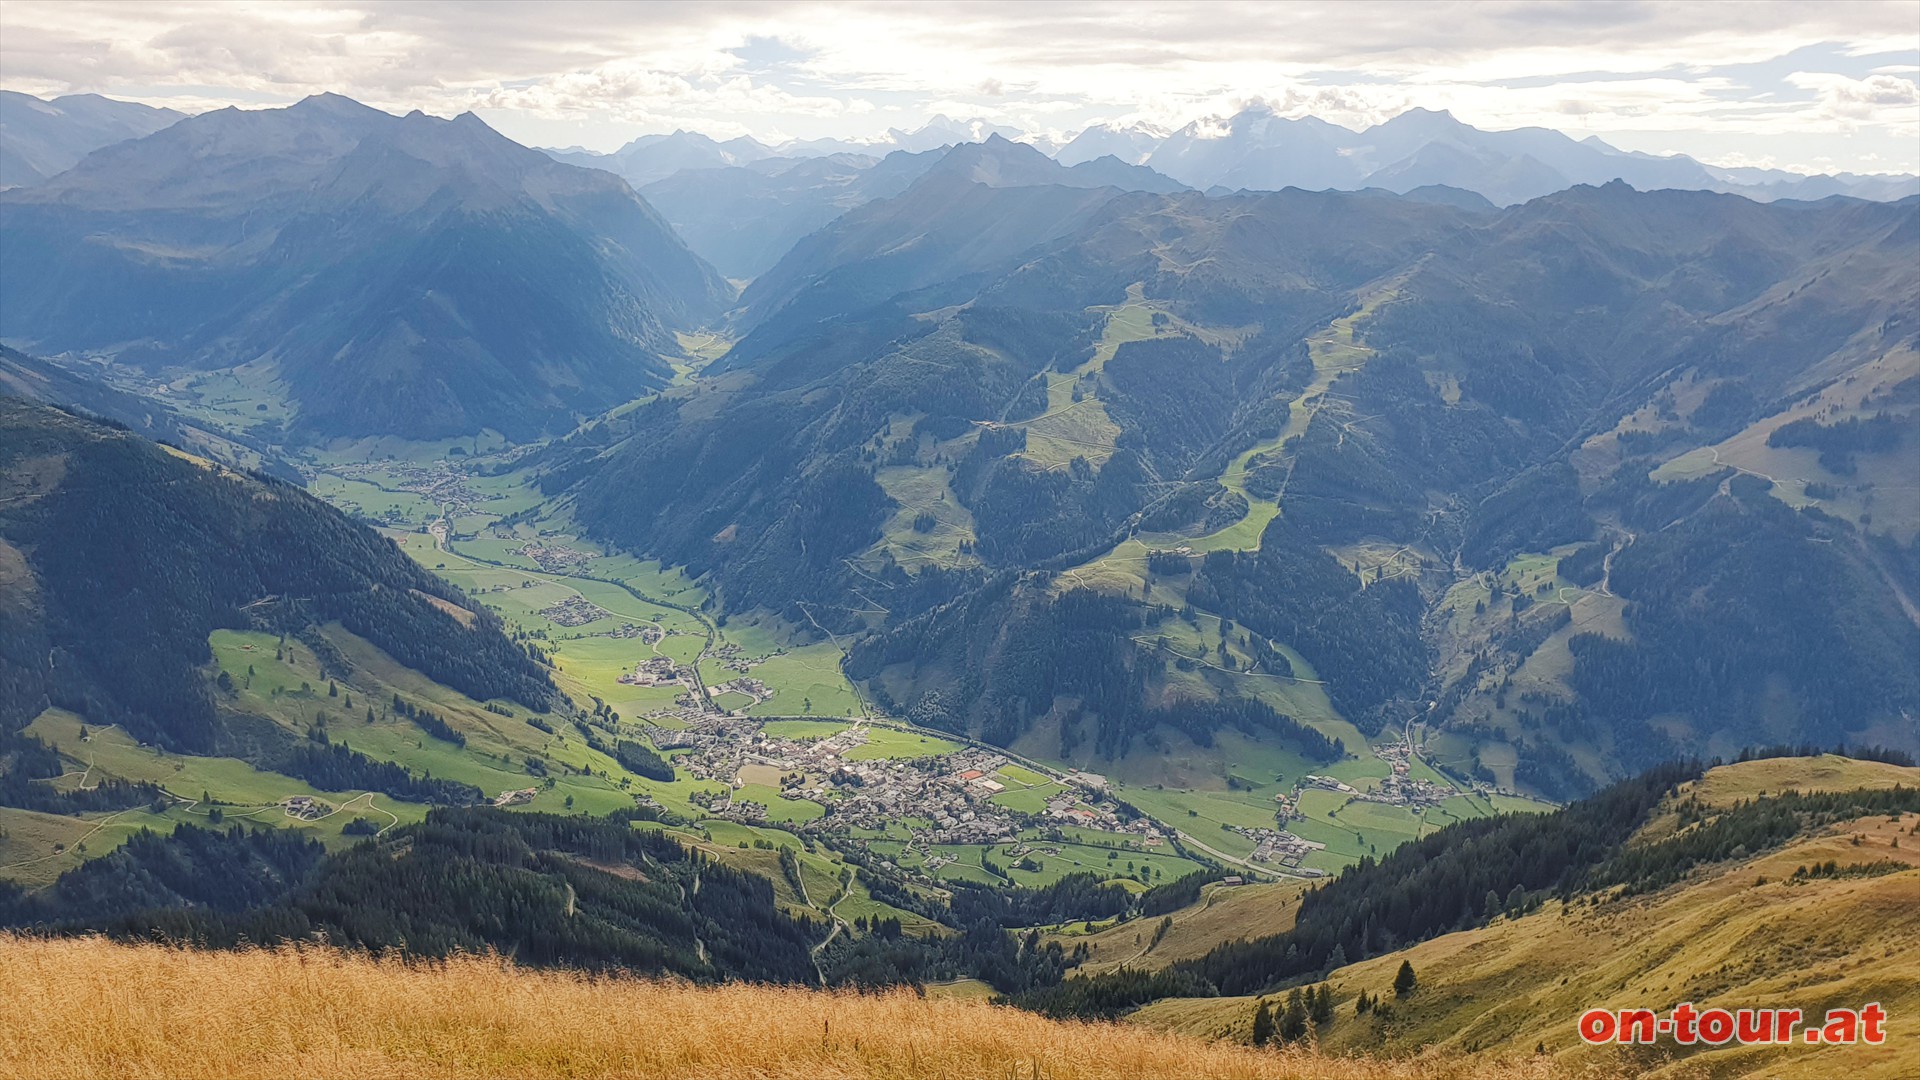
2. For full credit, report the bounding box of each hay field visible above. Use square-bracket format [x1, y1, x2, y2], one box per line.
[0, 935, 1567, 1080]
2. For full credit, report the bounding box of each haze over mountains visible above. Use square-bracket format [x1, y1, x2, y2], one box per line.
[2, 67, 1919, 1079]
[530, 102, 1916, 279]
[0, 90, 181, 188]
[0, 93, 1913, 795]
[0, 93, 728, 439]
[0, 91, 1914, 826]
[546, 169, 1919, 793]
[549, 103, 1917, 216]
[1058, 104, 1920, 204]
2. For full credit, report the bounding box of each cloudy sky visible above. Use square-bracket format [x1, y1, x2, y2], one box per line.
[2, 0, 1916, 173]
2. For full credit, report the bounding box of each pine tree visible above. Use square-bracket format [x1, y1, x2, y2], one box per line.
[1393, 959, 1417, 997]
[1250, 999, 1274, 1046]
[1310, 983, 1334, 1025]
[1279, 988, 1309, 1042]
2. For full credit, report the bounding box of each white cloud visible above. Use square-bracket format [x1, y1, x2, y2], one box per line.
[1787, 70, 1920, 130]
[1, 0, 1915, 170]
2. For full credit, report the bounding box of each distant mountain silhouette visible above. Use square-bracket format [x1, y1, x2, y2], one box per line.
[0, 91, 182, 187]
[0, 94, 730, 438]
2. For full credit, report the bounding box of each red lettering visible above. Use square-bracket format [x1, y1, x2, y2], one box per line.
[1736, 1008, 1772, 1043]
[1775, 1008, 1803, 1043]
[1671, 1002, 1699, 1044]
[1619, 1008, 1657, 1044]
[1822, 1008, 1860, 1045]
[1698, 1008, 1735, 1044]
[1578, 1009, 1616, 1044]
[1861, 1003, 1887, 1045]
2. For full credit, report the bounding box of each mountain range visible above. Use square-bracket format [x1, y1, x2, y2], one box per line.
[535, 164, 1919, 792]
[1050, 104, 1920, 205]
[0, 90, 181, 188]
[551, 104, 1915, 224]
[2, 80, 1918, 1078]
[2, 97, 1913, 796]
[0, 94, 729, 439]
[1054, 106, 1879, 204]
[534, 104, 1915, 279]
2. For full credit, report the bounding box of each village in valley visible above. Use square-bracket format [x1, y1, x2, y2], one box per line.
[638, 705, 1181, 880]
[295, 443, 1548, 898]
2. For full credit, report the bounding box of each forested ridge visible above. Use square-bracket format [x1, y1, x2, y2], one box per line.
[0, 810, 1171, 996]
[0, 398, 554, 755]
[1015, 753, 1919, 1017]
[0, 809, 819, 984]
[850, 584, 1343, 761]
[532, 178, 1920, 786]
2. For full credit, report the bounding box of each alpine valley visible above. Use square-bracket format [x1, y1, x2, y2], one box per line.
[1, 89, 1917, 1080]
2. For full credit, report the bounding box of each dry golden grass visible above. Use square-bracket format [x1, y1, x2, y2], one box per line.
[1132, 814, 1920, 1080]
[1051, 879, 1310, 977]
[1634, 755, 1920, 845]
[0, 934, 1566, 1080]
[1682, 754, 1920, 807]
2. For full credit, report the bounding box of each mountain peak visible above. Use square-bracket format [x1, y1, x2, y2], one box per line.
[0, 93, 731, 437]
[1377, 107, 1464, 133]
[292, 91, 382, 116]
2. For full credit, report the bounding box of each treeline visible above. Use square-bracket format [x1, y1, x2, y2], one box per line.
[0, 400, 551, 756]
[1569, 480, 1920, 762]
[392, 695, 464, 747]
[948, 872, 1133, 928]
[1767, 413, 1905, 474]
[1038, 754, 1910, 1017]
[1186, 760, 1701, 995]
[1187, 519, 1427, 733]
[1141, 698, 1342, 763]
[1588, 784, 1920, 895]
[613, 741, 675, 782]
[0, 732, 164, 814]
[1017, 966, 1218, 1020]
[1138, 871, 1222, 917]
[0, 824, 324, 926]
[1735, 743, 1915, 767]
[819, 916, 1079, 996]
[275, 739, 482, 805]
[816, 859, 1142, 994]
[1, 810, 819, 984]
[1025, 760, 1702, 1016]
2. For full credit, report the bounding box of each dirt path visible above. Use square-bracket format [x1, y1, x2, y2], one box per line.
[0, 806, 146, 873]
[798, 869, 855, 986]
[1127, 635, 1327, 685]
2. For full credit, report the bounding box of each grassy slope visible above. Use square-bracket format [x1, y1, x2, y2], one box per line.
[0, 615, 694, 884]
[1128, 758, 1920, 1079]
[0, 707, 427, 887]
[0, 935, 1565, 1080]
[1051, 878, 1312, 976]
